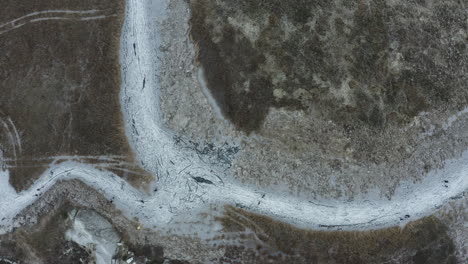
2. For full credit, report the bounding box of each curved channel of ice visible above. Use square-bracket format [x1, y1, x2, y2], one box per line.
[1, 0, 467, 236]
[119, 0, 468, 230]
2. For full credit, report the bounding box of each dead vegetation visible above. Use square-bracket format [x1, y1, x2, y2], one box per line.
[215, 205, 458, 264]
[0, 0, 152, 191]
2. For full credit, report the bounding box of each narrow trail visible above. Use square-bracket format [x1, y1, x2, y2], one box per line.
[0, 0, 467, 237]
[0, 9, 117, 36]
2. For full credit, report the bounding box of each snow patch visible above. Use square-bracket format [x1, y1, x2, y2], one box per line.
[65, 209, 120, 264]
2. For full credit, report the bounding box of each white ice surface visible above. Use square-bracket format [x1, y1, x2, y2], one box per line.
[0, 0, 467, 239]
[65, 209, 120, 264]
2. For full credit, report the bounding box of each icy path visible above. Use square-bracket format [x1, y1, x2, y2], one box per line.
[1, 0, 468, 236]
[0, 9, 117, 36]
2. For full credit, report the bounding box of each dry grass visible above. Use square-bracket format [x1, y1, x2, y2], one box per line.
[217, 205, 457, 263]
[0, 0, 153, 191]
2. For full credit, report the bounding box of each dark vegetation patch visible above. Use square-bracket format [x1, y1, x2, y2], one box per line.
[113, 243, 191, 264]
[0, 0, 152, 191]
[189, 0, 305, 133]
[0, 203, 93, 264]
[114, 243, 166, 264]
[189, 0, 468, 133]
[215, 206, 458, 264]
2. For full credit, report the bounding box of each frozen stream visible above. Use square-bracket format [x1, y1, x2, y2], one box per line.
[1, 0, 468, 236]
